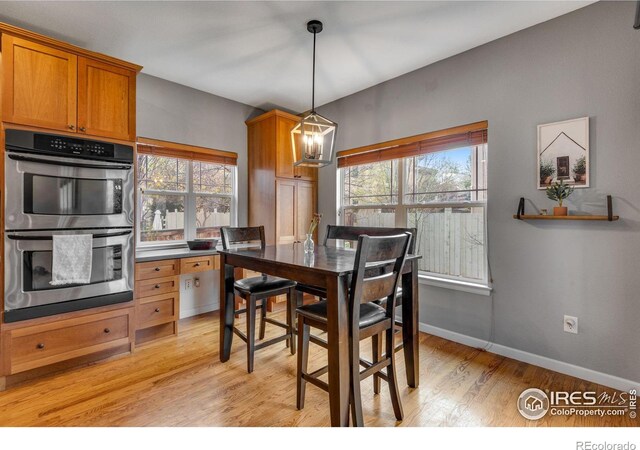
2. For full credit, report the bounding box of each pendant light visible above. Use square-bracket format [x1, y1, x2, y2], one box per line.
[291, 20, 337, 168]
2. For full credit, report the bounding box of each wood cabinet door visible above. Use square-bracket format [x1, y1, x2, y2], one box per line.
[295, 180, 317, 242]
[1, 35, 77, 132]
[77, 57, 136, 141]
[275, 178, 297, 244]
[275, 116, 296, 179]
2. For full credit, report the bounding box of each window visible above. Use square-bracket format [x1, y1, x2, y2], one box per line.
[338, 124, 488, 286]
[137, 153, 236, 247]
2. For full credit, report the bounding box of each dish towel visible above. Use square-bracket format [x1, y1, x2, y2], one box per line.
[50, 234, 93, 286]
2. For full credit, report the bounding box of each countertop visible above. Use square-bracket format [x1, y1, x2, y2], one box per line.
[136, 247, 219, 263]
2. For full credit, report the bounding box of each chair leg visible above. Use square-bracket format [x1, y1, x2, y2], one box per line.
[350, 333, 364, 427]
[372, 333, 382, 395]
[246, 297, 257, 373]
[259, 298, 267, 341]
[296, 315, 310, 410]
[385, 327, 404, 421]
[287, 288, 296, 355]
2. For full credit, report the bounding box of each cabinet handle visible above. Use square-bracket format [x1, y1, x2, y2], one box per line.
[104, 328, 111, 334]
[154, 284, 161, 289]
[154, 308, 161, 313]
[194, 262, 200, 267]
[154, 267, 161, 272]
[36, 343, 45, 349]
[68, 125, 75, 130]
[79, 126, 86, 132]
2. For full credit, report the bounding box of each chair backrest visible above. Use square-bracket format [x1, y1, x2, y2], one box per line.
[349, 233, 412, 329]
[324, 225, 417, 253]
[220, 226, 266, 250]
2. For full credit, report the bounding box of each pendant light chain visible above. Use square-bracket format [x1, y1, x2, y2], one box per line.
[311, 29, 316, 113]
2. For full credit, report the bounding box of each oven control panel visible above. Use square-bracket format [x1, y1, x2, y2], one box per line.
[5, 129, 134, 163]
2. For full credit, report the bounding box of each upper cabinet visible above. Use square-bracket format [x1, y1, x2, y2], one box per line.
[77, 57, 136, 141]
[0, 24, 141, 141]
[1, 35, 77, 133]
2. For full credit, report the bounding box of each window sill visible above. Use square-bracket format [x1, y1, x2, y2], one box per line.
[418, 274, 492, 296]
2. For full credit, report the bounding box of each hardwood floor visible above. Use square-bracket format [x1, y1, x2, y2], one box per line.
[0, 310, 635, 426]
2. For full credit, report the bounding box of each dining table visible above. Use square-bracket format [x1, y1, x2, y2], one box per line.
[218, 243, 421, 427]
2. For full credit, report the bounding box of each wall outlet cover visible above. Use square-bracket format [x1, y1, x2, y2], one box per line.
[564, 315, 578, 334]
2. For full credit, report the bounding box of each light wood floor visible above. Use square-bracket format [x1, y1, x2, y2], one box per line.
[0, 310, 635, 426]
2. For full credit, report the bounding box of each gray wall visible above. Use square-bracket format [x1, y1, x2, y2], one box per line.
[317, 2, 640, 382]
[137, 73, 263, 227]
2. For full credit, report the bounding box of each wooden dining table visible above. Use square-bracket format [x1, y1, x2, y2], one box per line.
[218, 244, 421, 427]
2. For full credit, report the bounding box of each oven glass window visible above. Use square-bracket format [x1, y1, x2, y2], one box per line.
[24, 174, 123, 215]
[23, 245, 123, 291]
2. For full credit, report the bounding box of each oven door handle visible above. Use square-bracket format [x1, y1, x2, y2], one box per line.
[7, 230, 132, 241]
[8, 154, 132, 170]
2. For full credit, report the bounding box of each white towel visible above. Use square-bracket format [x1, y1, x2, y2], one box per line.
[50, 234, 93, 286]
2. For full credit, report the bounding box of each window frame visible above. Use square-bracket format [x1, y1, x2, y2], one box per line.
[136, 155, 237, 249]
[338, 144, 489, 288]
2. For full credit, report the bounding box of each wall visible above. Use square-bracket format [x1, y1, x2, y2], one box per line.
[137, 73, 263, 316]
[317, 2, 640, 384]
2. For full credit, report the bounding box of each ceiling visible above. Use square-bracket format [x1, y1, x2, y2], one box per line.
[0, 1, 593, 112]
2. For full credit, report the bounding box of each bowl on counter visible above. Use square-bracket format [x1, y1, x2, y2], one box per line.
[186, 239, 218, 251]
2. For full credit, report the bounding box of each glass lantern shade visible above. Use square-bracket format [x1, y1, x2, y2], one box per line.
[291, 112, 337, 168]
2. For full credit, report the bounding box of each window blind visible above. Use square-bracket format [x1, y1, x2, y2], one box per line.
[137, 137, 238, 166]
[337, 121, 487, 168]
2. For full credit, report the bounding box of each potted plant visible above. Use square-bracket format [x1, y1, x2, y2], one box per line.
[546, 180, 574, 216]
[573, 156, 586, 182]
[540, 160, 556, 185]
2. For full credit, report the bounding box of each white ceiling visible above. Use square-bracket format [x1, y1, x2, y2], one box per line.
[0, 1, 593, 112]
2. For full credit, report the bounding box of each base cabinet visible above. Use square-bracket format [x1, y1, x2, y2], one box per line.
[1, 307, 134, 375]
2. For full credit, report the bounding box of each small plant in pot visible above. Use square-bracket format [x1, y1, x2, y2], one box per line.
[573, 156, 586, 182]
[540, 160, 556, 185]
[546, 180, 574, 216]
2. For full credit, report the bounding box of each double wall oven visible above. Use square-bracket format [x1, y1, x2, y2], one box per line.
[4, 130, 135, 322]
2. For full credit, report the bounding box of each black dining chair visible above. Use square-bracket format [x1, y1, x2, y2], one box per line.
[295, 232, 412, 426]
[295, 225, 417, 393]
[220, 226, 297, 373]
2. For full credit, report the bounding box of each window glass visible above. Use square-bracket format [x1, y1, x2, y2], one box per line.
[193, 161, 233, 194]
[137, 155, 187, 191]
[139, 193, 186, 243]
[196, 196, 231, 239]
[343, 160, 398, 206]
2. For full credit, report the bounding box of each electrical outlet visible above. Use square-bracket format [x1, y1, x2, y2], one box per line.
[194, 277, 200, 288]
[185, 278, 193, 290]
[564, 315, 578, 334]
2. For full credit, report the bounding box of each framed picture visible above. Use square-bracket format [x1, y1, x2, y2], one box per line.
[537, 117, 589, 189]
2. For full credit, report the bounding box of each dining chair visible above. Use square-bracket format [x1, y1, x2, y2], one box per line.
[295, 225, 417, 393]
[295, 232, 412, 426]
[220, 226, 297, 373]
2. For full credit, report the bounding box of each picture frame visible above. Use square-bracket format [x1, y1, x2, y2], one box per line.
[537, 117, 589, 189]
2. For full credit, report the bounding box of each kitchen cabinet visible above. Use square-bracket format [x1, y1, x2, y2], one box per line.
[247, 110, 319, 245]
[1, 35, 77, 132]
[1, 29, 140, 141]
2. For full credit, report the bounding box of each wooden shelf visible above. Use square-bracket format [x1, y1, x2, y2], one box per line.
[514, 195, 619, 222]
[512, 214, 619, 221]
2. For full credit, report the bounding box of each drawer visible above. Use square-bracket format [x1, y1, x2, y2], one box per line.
[136, 292, 178, 330]
[5, 308, 133, 374]
[136, 259, 179, 281]
[136, 275, 179, 298]
[180, 255, 215, 274]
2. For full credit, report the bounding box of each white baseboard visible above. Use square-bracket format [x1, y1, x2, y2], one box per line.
[419, 322, 639, 393]
[180, 303, 219, 319]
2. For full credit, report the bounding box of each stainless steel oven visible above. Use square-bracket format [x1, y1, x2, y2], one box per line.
[3, 228, 134, 322]
[4, 129, 134, 230]
[3, 130, 135, 323]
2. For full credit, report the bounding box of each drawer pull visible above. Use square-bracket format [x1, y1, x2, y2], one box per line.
[154, 267, 161, 271]
[104, 328, 111, 334]
[36, 343, 45, 349]
[154, 308, 161, 313]
[79, 126, 86, 132]
[154, 284, 161, 289]
[194, 262, 201, 267]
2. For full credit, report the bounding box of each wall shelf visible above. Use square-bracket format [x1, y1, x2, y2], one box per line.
[514, 195, 619, 221]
